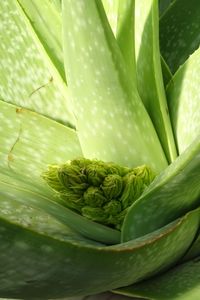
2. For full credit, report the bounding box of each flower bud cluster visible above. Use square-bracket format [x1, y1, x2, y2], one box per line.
[43, 158, 155, 230]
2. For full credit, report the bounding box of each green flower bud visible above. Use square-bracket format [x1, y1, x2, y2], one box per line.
[120, 172, 143, 209]
[42, 158, 155, 231]
[85, 161, 107, 186]
[60, 191, 85, 212]
[83, 186, 107, 208]
[131, 165, 155, 185]
[101, 174, 123, 199]
[58, 164, 88, 194]
[42, 165, 66, 193]
[81, 207, 109, 223]
[103, 200, 122, 216]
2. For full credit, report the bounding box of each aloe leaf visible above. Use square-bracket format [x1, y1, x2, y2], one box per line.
[102, 0, 119, 35]
[161, 55, 173, 86]
[0, 208, 199, 298]
[0, 178, 120, 245]
[122, 136, 200, 241]
[0, 100, 81, 185]
[167, 46, 200, 154]
[135, 0, 177, 163]
[0, 100, 120, 244]
[181, 233, 200, 263]
[17, 0, 65, 81]
[160, 0, 200, 73]
[62, 0, 167, 173]
[159, 0, 174, 17]
[116, 256, 200, 300]
[0, 0, 74, 126]
[116, 0, 136, 82]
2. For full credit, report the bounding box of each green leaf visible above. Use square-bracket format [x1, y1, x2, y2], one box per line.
[160, 0, 200, 73]
[161, 55, 173, 87]
[159, 0, 174, 17]
[62, 0, 167, 173]
[116, 256, 200, 300]
[116, 0, 136, 82]
[0, 100, 120, 245]
[0, 0, 74, 126]
[135, 0, 177, 163]
[0, 208, 199, 298]
[102, 0, 119, 35]
[17, 0, 65, 81]
[167, 46, 200, 154]
[122, 136, 200, 241]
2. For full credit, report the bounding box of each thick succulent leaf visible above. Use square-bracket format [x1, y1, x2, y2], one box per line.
[159, 0, 174, 17]
[116, 256, 200, 300]
[135, 0, 177, 163]
[17, 0, 65, 81]
[102, 0, 119, 35]
[116, 0, 136, 82]
[182, 233, 200, 262]
[122, 136, 200, 241]
[62, 0, 167, 173]
[160, 0, 200, 73]
[0, 0, 74, 126]
[167, 46, 200, 154]
[0, 208, 199, 298]
[161, 55, 172, 87]
[0, 100, 81, 189]
[0, 100, 120, 244]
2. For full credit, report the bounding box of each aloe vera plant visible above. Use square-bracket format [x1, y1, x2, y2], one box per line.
[0, 0, 200, 299]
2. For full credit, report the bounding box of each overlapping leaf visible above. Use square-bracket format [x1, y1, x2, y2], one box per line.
[0, 0, 74, 126]
[62, 0, 167, 173]
[122, 136, 200, 241]
[116, 256, 200, 300]
[135, 0, 177, 163]
[167, 46, 200, 154]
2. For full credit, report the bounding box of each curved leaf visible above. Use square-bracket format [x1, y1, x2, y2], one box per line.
[122, 136, 200, 241]
[116, 256, 200, 300]
[62, 0, 167, 173]
[0, 208, 199, 298]
[0, 100, 120, 245]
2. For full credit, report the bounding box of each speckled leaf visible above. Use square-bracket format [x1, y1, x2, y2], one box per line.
[0, 0, 74, 127]
[0, 207, 199, 298]
[167, 46, 200, 154]
[17, 0, 65, 81]
[116, 0, 136, 82]
[135, 0, 177, 163]
[0, 100, 120, 244]
[116, 256, 200, 300]
[62, 0, 167, 173]
[160, 0, 200, 73]
[122, 136, 200, 241]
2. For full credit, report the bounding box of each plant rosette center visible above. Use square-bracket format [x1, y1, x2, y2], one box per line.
[43, 158, 155, 230]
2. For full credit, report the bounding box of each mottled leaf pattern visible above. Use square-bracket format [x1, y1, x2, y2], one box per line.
[0, 0, 74, 126]
[62, 0, 167, 173]
[160, 0, 200, 73]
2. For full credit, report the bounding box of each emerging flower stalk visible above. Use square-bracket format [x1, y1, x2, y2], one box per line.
[43, 158, 155, 229]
